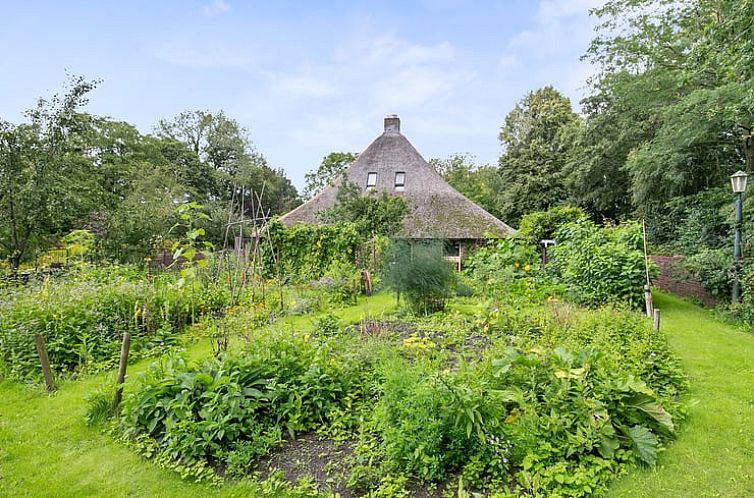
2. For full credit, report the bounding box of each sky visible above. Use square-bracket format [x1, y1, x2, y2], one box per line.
[0, 0, 604, 190]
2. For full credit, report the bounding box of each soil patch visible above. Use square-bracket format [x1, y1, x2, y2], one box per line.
[255, 433, 355, 496]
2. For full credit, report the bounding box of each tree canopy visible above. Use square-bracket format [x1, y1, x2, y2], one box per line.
[302, 151, 358, 200]
[498, 86, 581, 225]
[0, 79, 301, 267]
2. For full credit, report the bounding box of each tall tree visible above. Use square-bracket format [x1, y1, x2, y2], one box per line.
[303, 151, 357, 200]
[0, 77, 101, 268]
[156, 110, 300, 215]
[497, 86, 581, 225]
[584, 0, 754, 210]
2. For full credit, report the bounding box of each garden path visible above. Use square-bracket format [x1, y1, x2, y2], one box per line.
[608, 291, 754, 498]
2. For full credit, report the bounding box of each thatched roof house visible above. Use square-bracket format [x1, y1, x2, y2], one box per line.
[281, 115, 514, 244]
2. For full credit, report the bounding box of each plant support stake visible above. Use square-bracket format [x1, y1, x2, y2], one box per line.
[34, 334, 56, 392]
[113, 332, 131, 407]
[642, 219, 653, 316]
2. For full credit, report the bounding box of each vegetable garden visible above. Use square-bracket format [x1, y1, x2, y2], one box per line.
[0, 213, 698, 497]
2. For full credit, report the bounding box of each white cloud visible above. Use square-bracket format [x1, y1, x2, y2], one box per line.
[500, 0, 605, 108]
[231, 33, 479, 181]
[203, 0, 230, 17]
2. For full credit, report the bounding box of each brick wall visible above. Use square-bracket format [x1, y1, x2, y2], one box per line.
[650, 255, 717, 307]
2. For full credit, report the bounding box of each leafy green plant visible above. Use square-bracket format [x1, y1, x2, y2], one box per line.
[85, 381, 119, 427]
[518, 206, 589, 244]
[321, 180, 409, 239]
[684, 248, 732, 300]
[264, 219, 362, 282]
[316, 259, 361, 305]
[464, 236, 543, 298]
[0, 264, 230, 381]
[549, 220, 656, 308]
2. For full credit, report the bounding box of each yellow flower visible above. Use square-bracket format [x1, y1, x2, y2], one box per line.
[524, 263, 531, 272]
[303, 334, 310, 342]
[514, 262, 520, 269]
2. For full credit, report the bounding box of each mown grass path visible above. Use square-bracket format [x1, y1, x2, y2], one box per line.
[608, 291, 754, 498]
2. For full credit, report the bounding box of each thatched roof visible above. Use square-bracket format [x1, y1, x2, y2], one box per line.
[281, 115, 514, 239]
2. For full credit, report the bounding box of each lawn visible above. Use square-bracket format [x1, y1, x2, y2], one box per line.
[2, 290, 752, 497]
[608, 292, 754, 498]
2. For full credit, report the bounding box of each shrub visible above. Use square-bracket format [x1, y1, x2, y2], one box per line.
[118, 330, 382, 481]
[315, 259, 362, 305]
[550, 220, 655, 308]
[264, 219, 362, 282]
[463, 237, 543, 298]
[383, 241, 456, 314]
[684, 248, 732, 300]
[0, 266, 230, 381]
[518, 206, 589, 244]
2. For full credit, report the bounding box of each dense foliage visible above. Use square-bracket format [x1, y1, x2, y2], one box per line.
[320, 180, 409, 239]
[0, 80, 300, 268]
[518, 206, 589, 245]
[549, 220, 655, 308]
[498, 86, 582, 225]
[263, 219, 362, 282]
[107, 281, 685, 496]
[0, 264, 229, 381]
[382, 241, 457, 314]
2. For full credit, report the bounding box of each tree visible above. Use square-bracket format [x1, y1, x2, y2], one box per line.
[321, 180, 409, 239]
[156, 110, 301, 213]
[429, 153, 506, 220]
[0, 77, 101, 269]
[231, 151, 301, 217]
[498, 86, 581, 225]
[303, 152, 357, 200]
[584, 0, 754, 210]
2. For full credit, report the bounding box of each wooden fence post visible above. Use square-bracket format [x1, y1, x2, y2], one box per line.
[644, 285, 653, 317]
[33, 334, 56, 393]
[113, 332, 131, 407]
[653, 309, 661, 331]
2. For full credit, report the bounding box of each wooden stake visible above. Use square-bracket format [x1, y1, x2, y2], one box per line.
[33, 334, 55, 393]
[644, 285, 653, 317]
[113, 332, 131, 407]
[653, 309, 661, 331]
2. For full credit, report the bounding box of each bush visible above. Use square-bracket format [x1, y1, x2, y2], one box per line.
[0, 265, 230, 381]
[684, 248, 732, 300]
[119, 330, 379, 482]
[264, 219, 362, 282]
[383, 241, 456, 314]
[463, 237, 543, 298]
[518, 206, 589, 244]
[315, 259, 362, 305]
[550, 220, 655, 308]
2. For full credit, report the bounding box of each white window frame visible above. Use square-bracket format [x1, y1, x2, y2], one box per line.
[394, 171, 405, 191]
[366, 172, 377, 188]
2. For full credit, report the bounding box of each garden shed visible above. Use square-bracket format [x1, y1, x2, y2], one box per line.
[281, 115, 514, 267]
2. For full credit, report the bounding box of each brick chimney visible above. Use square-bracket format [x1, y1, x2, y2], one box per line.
[384, 114, 400, 133]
